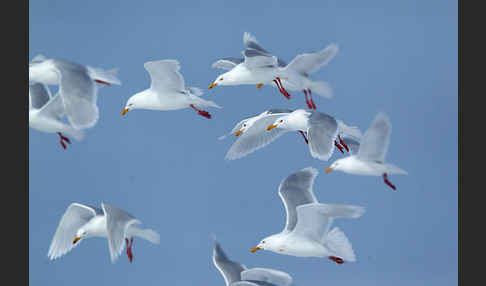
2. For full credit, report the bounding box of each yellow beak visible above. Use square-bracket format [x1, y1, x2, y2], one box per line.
[235, 130, 243, 137]
[121, 108, 129, 116]
[266, 124, 277, 131]
[325, 167, 333, 174]
[73, 236, 81, 244]
[250, 246, 261, 253]
[209, 82, 217, 89]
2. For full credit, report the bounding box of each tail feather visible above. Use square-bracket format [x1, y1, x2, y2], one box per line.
[385, 163, 408, 175]
[66, 128, 85, 141]
[187, 87, 204, 97]
[319, 203, 366, 219]
[309, 81, 333, 98]
[189, 95, 222, 109]
[325, 227, 356, 262]
[135, 228, 160, 244]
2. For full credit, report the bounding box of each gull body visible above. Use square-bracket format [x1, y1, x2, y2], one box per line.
[48, 202, 160, 263]
[251, 167, 365, 263]
[213, 239, 293, 286]
[123, 59, 220, 118]
[326, 112, 407, 189]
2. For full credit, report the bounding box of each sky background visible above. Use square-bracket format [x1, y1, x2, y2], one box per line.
[29, 1, 457, 285]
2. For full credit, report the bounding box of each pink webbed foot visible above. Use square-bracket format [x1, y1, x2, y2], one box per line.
[190, 104, 212, 119]
[328, 256, 344, 264]
[338, 135, 349, 152]
[334, 140, 344, 154]
[125, 237, 134, 263]
[383, 173, 397, 191]
[57, 132, 71, 150]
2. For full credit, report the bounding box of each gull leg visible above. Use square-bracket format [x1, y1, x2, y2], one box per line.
[126, 237, 134, 263]
[303, 89, 312, 109]
[338, 135, 349, 152]
[383, 173, 397, 191]
[328, 256, 344, 264]
[190, 104, 211, 119]
[273, 77, 291, 99]
[308, 89, 317, 109]
[298, 131, 309, 144]
[57, 132, 71, 150]
[334, 140, 344, 154]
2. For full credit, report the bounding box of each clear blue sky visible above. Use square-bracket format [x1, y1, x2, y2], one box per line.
[29, 1, 457, 285]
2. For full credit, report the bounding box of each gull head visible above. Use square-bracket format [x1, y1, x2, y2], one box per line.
[326, 157, 353, 174]
[73, 228, 88, 245]
[266, 115, 289, 131]
[209, 72, 234, 89]
[122, 93, 143, 116]
[235, 116, 259, 136]
[250, 234, 282, 254]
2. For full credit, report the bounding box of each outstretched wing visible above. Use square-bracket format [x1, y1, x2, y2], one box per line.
[54, 60, 98, 129]
[241, 268, 293, 286]
[307, 111, 339, 161]
[47, 203, 99, 260]
[225, 112, 290, 160]
[213, 240, 247, 286]
[212, 57, 244, 70]
[278, 167, 319, 233]
[102, 203, 140, 263]
[286, 44, 339, 76]
[144, 59, 185, 92]
[357, 112, 391, 163]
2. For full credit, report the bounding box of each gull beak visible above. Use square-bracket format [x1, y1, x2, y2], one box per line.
[266, 124, 277, 131]
[121, 108, 129, 116]
[250, 246, 261, 253]
[73, 236, 81, 244]
[325, 167, 333, 174]
[235, 130, 243, 137]
[209, 82, 217, 89]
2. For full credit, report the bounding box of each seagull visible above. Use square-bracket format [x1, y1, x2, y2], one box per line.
[264, 109, 362, 161]
[122, 59, 221, 119]
[29, 55, 121, 130]
[209, 32, 293, 100]
[29, 83, 84, 149]
[250, 167, 365, 264]
[213, 239, 293, 286]
[325, 112, 408, 190]
[219, 109, 311, 160]
[48, 202, 160, 263]
[278, 44, 339, 110]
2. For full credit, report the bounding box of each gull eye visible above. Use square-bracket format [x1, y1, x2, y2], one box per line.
[220, 77, 223, 81]
[243, 124, 246, 127]
[279, 120, 283, 123]
[262, 241, 265, 244]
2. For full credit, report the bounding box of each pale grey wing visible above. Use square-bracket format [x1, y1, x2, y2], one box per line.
[225, 113, 290, 160]
[267, 108, 293, 115]
[38, 93, 65, 120]
[29, 83, 52, 110]
[144, 59, 185, 92]
[30, 54, 47, 64]
[241, 268, 293, 286]
[47, 203, 98, 260]
[286, 44, 339, 76]
[243, 32, 271, 55]
[102, 203, 141, 263]
[231, 281, 277, 286]
[307, 111, 339, 161]
[292, 203, 365, 243]
[213, 240, 247, 286]
[340, 137, 360, 155]
[242, 49, 279, 69]
[278, 167, 319, 232]
[357, 112, 391, 163]
[53, 60, 98, 129]
[212, 57, 244, 70]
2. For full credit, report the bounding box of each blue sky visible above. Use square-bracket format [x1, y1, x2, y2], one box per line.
[29, 1, 457, 285]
